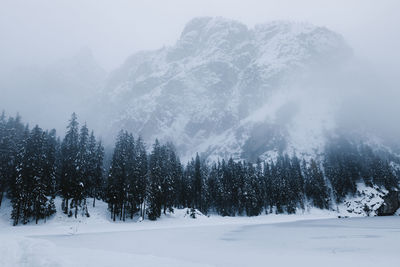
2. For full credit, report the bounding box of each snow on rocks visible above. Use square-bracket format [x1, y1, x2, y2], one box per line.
[339, 183, 387, 217]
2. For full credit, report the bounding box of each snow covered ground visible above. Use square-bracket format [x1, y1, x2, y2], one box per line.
[1, 199, 399, 267]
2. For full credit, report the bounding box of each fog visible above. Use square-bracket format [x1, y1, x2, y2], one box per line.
[1, 0, 400, 71]
[0, 0, 399, 150]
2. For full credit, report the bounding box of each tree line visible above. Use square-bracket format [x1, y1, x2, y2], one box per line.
[0, 112, 399, 225]
[0, 112, 104, 225]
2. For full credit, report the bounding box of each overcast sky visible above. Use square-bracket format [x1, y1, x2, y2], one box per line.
[1, 0, 399, 73]
[1, 0, 399, 143]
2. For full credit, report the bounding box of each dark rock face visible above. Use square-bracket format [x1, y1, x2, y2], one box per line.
[377, 191, 400, 216]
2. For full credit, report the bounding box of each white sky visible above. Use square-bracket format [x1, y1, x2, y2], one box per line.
[0, 0, 399, 144]
[0, 0, 399, 72]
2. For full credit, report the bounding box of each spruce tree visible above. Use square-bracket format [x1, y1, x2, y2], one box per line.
[60, 113, 79, 216]
[92, 139, 105, 207]
[11, 125, 56, 225]
[134, 137, 147, 218]
[106, 131, 130, 221]
[0, 111, 7, 206]
[147, 139, 163, 220]
[304, 160, 329, 209]
[193, 153, 202, 211]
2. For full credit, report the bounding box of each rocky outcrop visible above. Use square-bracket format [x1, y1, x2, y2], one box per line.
[377, 191, 400, 216]
[342, 184, 386, 216]
[343, 185, 400, 217]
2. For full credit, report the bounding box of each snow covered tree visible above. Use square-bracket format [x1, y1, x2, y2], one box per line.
[324, 138, 358, 201]
[160, 143, 178, 214]
[1, 113, 26, 208]
[92, 138, 105, 207]
[133, 137, 147, 218]
[60, 113, 80, 216]
[304, 159, 329, 209]
[85, 132, 97, 203]
[215, 159, 234, 216]
[42, 129, 58, 198]
[0, 111, 7, 207]
[70, 123, 90, 218]
[206, 163, 219, 213]
[243, 162, 263, 216]
[3, 109, 400, 225]
[147, 139, 163, 220]
[289, 155, 305, 209]
[192, 153, 202, 211]
[371, 157, 398, 190]
[11, 125, 56, 225]
[106, 131, 131, 221]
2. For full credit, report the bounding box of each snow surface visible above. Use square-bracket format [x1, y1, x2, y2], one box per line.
[1, 198, 400, 267]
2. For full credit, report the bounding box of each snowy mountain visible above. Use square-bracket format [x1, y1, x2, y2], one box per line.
[100, 17, 353, 161]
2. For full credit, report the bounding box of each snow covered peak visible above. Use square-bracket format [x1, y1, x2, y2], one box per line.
[180, 16, 248, 41]
[168, 17, 249, 62]
[99, 17, 354, 161]
[253, 21, 351, 69]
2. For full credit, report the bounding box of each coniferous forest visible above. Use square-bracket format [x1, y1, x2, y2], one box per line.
[0, 112, 399, 225]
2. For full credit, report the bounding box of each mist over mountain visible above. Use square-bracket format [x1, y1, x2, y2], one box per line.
[0, 48, 106, 133]
[1, 17, 398, 162]
[96, 17, 390, 162]
[2, 2, 400, 265]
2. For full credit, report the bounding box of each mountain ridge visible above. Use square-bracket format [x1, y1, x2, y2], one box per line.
[98, 17, 354, 162]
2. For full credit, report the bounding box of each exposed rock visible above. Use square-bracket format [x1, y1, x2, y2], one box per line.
[342, 183, 386, 216]
[377, 191, 400, 216]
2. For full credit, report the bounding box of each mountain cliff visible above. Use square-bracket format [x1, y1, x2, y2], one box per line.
[100, 17, 353, 161]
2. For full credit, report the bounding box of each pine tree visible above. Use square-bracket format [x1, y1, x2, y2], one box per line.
[304, 159, 329, 209]
[217, 159, 234, 216]
[244, 162, 263, 216]
[206, 163, 218, 213]
[11, 125, 56, 225]
[263, 162, 274, 213]
[290, 155, 304, 209]
[92, 139, 104, 207]
[106, 131, 131, 221]
[42, 129, 57, 198]
[193, 153, 202, 211]
[10, 124, 30, 225]
[235, 161, 246, 215]
[71, 123, 90, 218]
[200, 160, 210, 214]
[161, 143, 178, 214]
[1, 113, 26, 208]
[125, 133, 137, 219]
[274, 155, 286, 213]
[372, 158, 398, 190]
[0, 111, 7, 207]
[134, 137, 147, 218]
[85, 131, 97, 201]
[324, 138, 358, 201]
[147, 139, 163, 220]
[60, 113, 79, 216]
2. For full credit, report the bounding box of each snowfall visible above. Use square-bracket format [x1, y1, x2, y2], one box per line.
[0, 198, 399, 267]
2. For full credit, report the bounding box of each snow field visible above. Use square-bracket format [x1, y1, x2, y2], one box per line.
[1, 198, 399, 267]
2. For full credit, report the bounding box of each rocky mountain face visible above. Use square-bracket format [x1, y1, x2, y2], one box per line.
[377, 191, 400, 216]
[100, 17, 353, 161]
